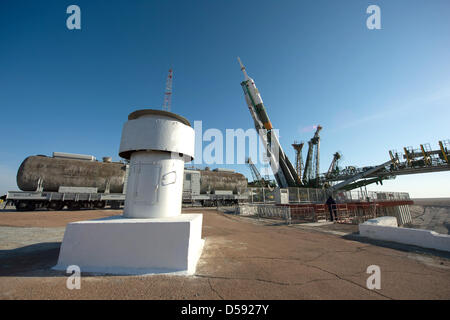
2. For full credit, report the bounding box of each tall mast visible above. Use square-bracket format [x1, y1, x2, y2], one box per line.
[162, 68, 173, 112]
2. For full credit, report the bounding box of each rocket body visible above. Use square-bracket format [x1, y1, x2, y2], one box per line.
[241, 78, 273, 131]
[238, 57, 300, 188]
[238, 57, 273, 131]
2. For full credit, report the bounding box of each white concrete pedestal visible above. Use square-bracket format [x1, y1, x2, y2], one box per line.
[53, 214, 204, 275]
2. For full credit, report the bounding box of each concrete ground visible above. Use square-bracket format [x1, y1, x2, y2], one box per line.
[0, 207, 449, 300]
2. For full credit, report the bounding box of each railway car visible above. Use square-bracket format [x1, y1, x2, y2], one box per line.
[5, 153, 249, 211]
[7, 152, 128, 211]
[183, 168, 248, 206]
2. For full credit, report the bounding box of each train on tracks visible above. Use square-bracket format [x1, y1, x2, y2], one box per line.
[5, 152, 248, 211]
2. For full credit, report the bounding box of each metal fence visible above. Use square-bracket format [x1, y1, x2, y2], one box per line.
[239, 187, 412, 226]
[245, 187, 328, 204]
[245, 187, 276, 203]
[237, 201, 411, 226]
[334, 190, 410, 203]
[330, 203, 377, 224]
[289, 205, 323, 223]
[329, 202, 411, 225]
[245, 187, 410, 204]
[236, 204, 291, 224]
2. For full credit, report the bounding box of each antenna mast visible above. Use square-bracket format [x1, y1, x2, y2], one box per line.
[162, 68, 173, 112]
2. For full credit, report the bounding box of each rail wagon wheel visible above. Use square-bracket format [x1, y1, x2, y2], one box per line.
[67, 201, 81, 211]
[80, 201, 92, 209]
[94, 200, 106, 209]
[15, 201, 29, 211]
[15, 201, 36, 211]
[26, 202, 36, 211]
[48, 201, 64, 211]
[110, 201, 121, 209]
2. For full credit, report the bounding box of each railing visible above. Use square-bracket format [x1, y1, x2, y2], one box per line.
[245, 187, 276, 203]
[237, 204, 291, 224]
[331, 203, 378, 224]
[289, 204, 316, 223]
[244, 187, 410, 204]
[237, 198, 411, 225]
[245, 187, 328, 204]
[334, 190, 410, 203]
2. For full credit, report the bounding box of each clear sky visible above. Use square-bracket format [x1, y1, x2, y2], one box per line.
[0, 0, 449, 198]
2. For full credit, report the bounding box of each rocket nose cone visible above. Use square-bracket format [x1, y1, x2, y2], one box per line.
[237, 57, 250, 80]
[237, 57, 244, 69]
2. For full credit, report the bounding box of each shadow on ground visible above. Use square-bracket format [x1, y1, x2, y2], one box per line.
[344, 233, 450, 260]
[0, 242, 63, 277]
[0, 242, 171, 278]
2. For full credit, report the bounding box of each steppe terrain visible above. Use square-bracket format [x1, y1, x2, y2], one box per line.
[409, 198, 450, 235]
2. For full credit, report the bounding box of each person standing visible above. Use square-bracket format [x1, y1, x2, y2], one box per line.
[325, 196, 337, 222]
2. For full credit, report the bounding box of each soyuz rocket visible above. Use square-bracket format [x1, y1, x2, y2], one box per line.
[238, 57, 301, 188]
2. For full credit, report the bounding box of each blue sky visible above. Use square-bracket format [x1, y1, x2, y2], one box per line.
[0, 0, 449, 197]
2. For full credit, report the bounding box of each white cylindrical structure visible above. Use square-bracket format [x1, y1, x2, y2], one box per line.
[119, 109, 195, 218]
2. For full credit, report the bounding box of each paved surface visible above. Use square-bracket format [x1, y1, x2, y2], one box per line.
[0, 208, 122, 228]
[0, 208, 449, 299]
[0, 227, 65, 252]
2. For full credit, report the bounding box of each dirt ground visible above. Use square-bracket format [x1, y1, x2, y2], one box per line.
[409, 198, 450, 234]
[0, 207, 449, 300]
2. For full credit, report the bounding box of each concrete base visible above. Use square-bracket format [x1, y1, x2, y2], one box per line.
[359, 218, 450, 252]
[53, 214, 204, 275]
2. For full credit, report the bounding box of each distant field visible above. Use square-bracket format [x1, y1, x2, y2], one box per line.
[412, 198, 450, 207]
[409, 198, 450, 235]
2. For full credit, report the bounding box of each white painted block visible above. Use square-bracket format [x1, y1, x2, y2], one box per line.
[359, 222, 450, 252]
[53, 214, 204, 275]
[364, 216, 398, 227]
